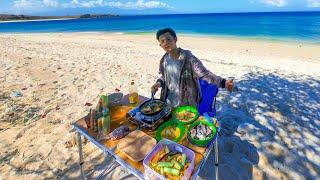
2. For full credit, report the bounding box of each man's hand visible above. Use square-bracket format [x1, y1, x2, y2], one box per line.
[151, 82, 161, 94]
[226, 79, 234, 92]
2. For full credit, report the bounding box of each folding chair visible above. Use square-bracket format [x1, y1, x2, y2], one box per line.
[198, 79, 220, 180]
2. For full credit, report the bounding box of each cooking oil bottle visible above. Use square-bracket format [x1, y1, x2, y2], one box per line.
[129, 80, 139, 107]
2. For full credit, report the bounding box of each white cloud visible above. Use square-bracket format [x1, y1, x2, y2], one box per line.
[13, 0, 41, 9]
[11, 0, 172, 13]
[260, 0, 288, 7]
[80, 1, 97, 7]
[71, 0, 79, 5]
[43, 0, 58, 7]
[13, 0, 58, 9]
[65, 0, 172, 9]
[136, 0, 170, 9]
[308, 0, 320, 7]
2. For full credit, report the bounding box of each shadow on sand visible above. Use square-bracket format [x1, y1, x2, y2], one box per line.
[198, 71, 319, 179]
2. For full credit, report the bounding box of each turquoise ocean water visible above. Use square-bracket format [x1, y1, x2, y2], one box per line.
[0, 12, 319, 43]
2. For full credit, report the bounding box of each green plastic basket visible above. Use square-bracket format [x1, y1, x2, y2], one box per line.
[187, 120, 217, 147]
[172, 106, 199, 124]
[155, 120, 186, 142]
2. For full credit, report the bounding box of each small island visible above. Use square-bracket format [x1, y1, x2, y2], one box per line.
[79, 14, 118, 18]
[0, 14, 119, 22]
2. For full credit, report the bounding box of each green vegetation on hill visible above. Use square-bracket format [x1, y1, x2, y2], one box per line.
[0, 14, 119, 21]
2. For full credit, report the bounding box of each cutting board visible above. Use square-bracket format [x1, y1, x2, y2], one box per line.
[117, 130, 156, 162]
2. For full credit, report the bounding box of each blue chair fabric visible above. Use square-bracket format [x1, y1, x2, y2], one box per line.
[198, 79, 219, 117]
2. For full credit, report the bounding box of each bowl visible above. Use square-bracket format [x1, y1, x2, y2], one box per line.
[172, 106, 199, 124]
[155, 120, 185, 142]
[187, 120, 216, 147]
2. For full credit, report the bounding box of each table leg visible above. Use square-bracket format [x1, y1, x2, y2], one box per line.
[215, 136, 219, 180]
[77, 132, 86, 180]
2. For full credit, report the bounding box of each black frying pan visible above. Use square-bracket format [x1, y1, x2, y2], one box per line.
[139, 92, 165, 116]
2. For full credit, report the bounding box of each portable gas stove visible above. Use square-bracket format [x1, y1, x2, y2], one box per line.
[127, 104, 171, 131]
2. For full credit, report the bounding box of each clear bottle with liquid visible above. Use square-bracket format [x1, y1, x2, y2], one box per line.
[129, 80, 139, 107]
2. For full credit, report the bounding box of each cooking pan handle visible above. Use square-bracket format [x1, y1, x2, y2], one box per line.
[151, 91, 156, 101]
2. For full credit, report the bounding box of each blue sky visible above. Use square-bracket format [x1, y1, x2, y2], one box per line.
[0, 0, 319, 15]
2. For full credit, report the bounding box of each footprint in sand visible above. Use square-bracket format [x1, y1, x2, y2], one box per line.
[60, 86, 67, 91]
[288, 125, 299, 134]
[265, 143, 286, 163]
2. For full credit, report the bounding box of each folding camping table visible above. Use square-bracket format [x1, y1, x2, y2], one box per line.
[72, 94, 219, 180]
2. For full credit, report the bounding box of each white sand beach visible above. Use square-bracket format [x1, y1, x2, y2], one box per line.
[0, 33, 319, 179]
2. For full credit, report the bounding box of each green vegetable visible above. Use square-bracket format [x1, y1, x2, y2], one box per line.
[181, 154, 187, 166]
[163, 167, 180, 176]
[157, 162, 173, 168]
[172, 160, 183, 170]
[153, 146, 170, 163]
[160, 167, 164, 175]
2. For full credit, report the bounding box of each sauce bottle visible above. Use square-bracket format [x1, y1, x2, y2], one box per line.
[129, 80, 139, 107]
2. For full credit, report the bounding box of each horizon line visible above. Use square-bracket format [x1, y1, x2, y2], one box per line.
[126, 10, 320, 16]
[1, 10, 320, 16]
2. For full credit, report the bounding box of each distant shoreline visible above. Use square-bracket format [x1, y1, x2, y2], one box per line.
[0, 18, 76, 23]
[0, 14, 119, 23]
